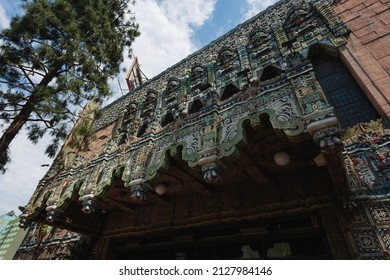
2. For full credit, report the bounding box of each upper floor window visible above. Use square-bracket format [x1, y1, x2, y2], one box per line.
[309, 45, 379, 129]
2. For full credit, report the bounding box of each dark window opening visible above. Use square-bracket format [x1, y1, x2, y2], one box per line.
[221, 84, 239, 101]
[188, 99, 204, 114]
[260, 65, 284, 82]
[137, 124, 148, 137]
[310, 51, 379, 128]
[260, 114, 272, 129]
[113, 230, 330, 260]
[118, 133, 127, 145]
[161, 113, 175, 127]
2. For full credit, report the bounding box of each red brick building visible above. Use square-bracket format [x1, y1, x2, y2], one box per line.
[334, 0, 390, 117]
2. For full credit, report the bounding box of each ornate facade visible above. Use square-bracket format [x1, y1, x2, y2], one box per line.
[19, 0, 390, 259]
[13, 223, 83, 260]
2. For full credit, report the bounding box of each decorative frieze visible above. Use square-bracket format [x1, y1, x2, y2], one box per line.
[342, 120, 390, 195]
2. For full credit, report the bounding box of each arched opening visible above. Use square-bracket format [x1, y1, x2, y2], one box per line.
[161, 112, 175, 127]
[285, 8, 309, 31]
[249, 30, 268, 48]
[309, 45, 379, 128]
[137, 123, 148, 137]
[259, 113, 273, 129]
[260, 65, 284, 82]
[188, 99, 204, 114]
[221, 83, 240, 101]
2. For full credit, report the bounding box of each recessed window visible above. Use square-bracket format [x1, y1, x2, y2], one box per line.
[221, 84, 239, 101]
[260, 65, 284, 82]
[310, 50, 379, 128]
[161, 113, 175, 127]
[188, 100, 204, 114]
[137, 124, 148, 137]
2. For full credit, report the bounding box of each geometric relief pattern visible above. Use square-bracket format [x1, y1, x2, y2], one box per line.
[352, 230, 382, 253]
[342, 120, 390, 194]
[378, 228, 390, 250]
[345, 202, 390, 259]
[371, 207, 390, 224]
[341, 120, 390, 258]
[345, 209, 370, 228]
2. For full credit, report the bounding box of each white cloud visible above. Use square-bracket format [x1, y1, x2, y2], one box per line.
[0, 3, 10, 30]
[118, 0, 216, 90]
[0, 130, 52, 214]
[243, 0, 279, 20]
[160, 0, 216, 28]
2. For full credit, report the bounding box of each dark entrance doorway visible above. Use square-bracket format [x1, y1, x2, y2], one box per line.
[110, 216, 332, 260]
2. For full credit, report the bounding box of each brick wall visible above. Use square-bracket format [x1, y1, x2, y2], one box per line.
[332, 0, 390, 118]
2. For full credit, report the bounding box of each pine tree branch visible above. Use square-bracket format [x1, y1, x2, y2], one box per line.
[1, 116, 51, 123]
[46, 19, 74, 45]
[30, 38, 63, 65]
[18, 64, 46, 78]
[0, 108, 24, 112]
[61, 108, 79, 122]
[33, 111, 55, 128]
[0, 81, 33, 90]
[0, 77, 35, 93]
[0, 94, 30, 102]
[56, 68, 71, 76]
[18, 65, 37, 89]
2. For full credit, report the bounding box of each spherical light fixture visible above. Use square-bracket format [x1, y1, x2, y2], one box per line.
[274, 151, 290, 166]
[19, 218, 28, 229]
[46, 210, 60, 222]
[155, 183, 168, 195]
[81, 199, 98, 214]
[130, 184, 148, 201]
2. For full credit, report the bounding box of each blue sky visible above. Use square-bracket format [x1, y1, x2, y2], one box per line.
[0, 0, 278, 215]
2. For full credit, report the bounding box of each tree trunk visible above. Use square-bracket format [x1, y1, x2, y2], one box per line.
[0, 94, 39, 170]
[0, 64, 62, 170]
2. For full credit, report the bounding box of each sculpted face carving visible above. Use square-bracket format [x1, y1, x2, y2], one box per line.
[166, 79, 180, 92]
[191, 65, 204, 80]
[218, 49, 235, 65]
[250, 31, 268, 48]
[147, 90, 157, 102]
[126, 102, 137, 113]
[291, 11, 307, 27]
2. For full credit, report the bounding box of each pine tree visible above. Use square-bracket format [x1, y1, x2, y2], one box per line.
[0, 0, 139, 172]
